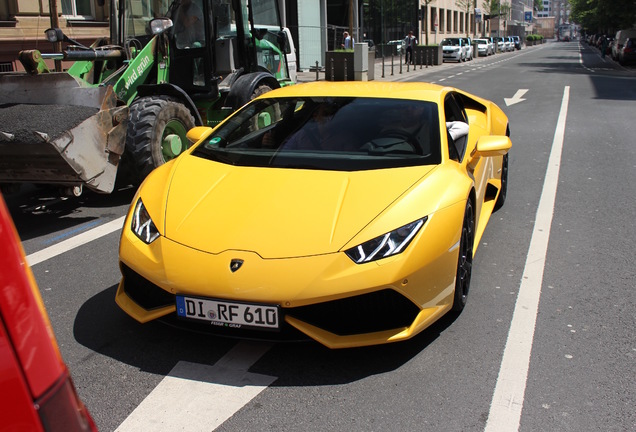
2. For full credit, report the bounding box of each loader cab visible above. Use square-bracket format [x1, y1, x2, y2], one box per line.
[120, 0, 290, 98]
[171, 0, 290, 96]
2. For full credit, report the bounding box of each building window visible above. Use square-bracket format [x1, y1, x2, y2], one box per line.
[61, 0, 94, 17]
[447, 9, 451, 32]
[458, 11, 463, 33]
[439, 8, 445, 33]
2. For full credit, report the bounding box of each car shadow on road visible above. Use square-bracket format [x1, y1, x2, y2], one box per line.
[74, 285, 461, 384]
[7, 185, 136, 241]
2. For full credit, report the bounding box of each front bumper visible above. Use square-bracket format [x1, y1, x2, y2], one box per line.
[443, 50, 462, 61]
[116, 204, 464, 348]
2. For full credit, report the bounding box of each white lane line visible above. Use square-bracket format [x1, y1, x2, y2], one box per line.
[485, 86, 570, 431]
[116, 341, 276, 432]
[26, 216, 126, 266]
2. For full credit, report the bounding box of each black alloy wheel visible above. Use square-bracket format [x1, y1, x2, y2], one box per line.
[452, 198, 474, 312]
[494, 153, 509, 211]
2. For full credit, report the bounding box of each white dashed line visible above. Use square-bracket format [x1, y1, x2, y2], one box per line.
[116, 342, 276, 432]
[26, 216, 126, 266]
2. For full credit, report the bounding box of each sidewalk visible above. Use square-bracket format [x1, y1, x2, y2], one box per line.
[297, 55, 445, 83]
[296, 48, 510, 83]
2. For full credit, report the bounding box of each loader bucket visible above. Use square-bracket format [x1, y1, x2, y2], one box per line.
[0, 73, 128, 194]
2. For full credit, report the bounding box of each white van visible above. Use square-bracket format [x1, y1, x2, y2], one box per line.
[281, 27, 298, 83]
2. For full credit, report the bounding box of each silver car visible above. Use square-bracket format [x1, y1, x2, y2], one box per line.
[442, 38, 466, 62]
[461, 38, 474, 60]
[474, 38, 493, 56]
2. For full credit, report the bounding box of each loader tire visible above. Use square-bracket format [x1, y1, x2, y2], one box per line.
[125, 96, 195, 184]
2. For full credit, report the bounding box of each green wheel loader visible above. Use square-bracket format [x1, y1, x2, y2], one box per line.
[0, 0, 293, 195]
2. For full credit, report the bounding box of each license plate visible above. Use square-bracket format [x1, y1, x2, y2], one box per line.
[176, 296, 279, 330]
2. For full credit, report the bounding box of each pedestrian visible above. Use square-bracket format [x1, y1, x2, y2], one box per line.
[404, 31, 417, 64]
[600, 35, 608, 58]
[342, 31, 354, 50]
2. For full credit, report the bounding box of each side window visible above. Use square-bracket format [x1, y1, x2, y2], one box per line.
[61, 0, 94, 18]
[173, 0, 206, 49]
[444, 93, 469, 161]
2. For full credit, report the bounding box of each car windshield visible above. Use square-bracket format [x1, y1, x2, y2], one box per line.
[192, 97, 442, 171]
[442, 38, 461, 46]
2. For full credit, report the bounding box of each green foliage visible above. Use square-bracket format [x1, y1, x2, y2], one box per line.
[569, 0, 636, 31]
[483, 0, 510, 16]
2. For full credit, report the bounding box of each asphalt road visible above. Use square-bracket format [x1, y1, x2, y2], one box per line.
[5, 41, 635, 432]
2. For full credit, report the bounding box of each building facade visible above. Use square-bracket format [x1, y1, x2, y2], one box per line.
[0, 0, 539, 74]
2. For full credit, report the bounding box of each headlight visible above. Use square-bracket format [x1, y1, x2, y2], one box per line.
[131, 198, 160, 244]
[345, 218, 427, 264]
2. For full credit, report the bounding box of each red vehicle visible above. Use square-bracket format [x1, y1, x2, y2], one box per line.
[0, 194, 97, 431]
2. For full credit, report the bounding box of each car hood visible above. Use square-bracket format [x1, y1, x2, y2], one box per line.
[163, 156, 435, 258]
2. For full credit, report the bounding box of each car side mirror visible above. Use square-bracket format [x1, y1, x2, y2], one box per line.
[468, 135, 511, 168]
[186, 126, 213, 144]
[150, 18, 173, 35]
[277, 31, 287, 52]
[474, 135, 511, 156]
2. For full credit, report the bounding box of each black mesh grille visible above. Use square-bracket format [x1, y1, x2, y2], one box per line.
[121, 264, 175, 310]
[287, 289, 420, 336]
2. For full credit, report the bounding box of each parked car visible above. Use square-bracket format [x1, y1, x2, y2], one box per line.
[387, 39, 404, 55]
[461, 38, 474, 60]
[485, 36, 496, 54]
[494, 37, 505, 52]
[512, 35, 522, 50]
[473, 38, 493, 56]
[612, 29, 636, 60]
[442, 37, 466, 62]
[504, 37, 514, 52]
[618, 37, 636, 65]
[0, 194, 97, 431]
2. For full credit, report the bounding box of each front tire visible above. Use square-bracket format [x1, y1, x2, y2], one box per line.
[452, 199, 474, 312]
[125, 96, 195, 184]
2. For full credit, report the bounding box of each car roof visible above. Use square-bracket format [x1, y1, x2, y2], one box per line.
[257, 81, 448, 103]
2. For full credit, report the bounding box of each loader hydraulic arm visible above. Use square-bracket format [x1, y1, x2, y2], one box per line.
[18, 46, 124, 75]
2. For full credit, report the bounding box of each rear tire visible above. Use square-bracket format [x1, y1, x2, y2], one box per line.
[251, 84, 273, 100]
[452, 199, 474, 312]
[125, 96, 195, 184]
[494, 153, 509, 211]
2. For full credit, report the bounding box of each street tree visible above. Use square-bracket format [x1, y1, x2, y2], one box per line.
[569, 0, 636, 32]
[421, 0, 437, 46]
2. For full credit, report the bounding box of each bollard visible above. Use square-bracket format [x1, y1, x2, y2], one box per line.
[344, 58, 347, 82]
[399, 51, 403, 74]
[315, 60, 320, 81]
[391, 51, 394, 76]
[382, 51, 385, 78]
[330, 57, 334, 82]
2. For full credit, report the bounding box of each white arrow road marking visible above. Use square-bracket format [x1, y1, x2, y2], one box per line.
[504, 89, 529, 106]
[116, 341, 276, 432]
[485, 86, 570, 431]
